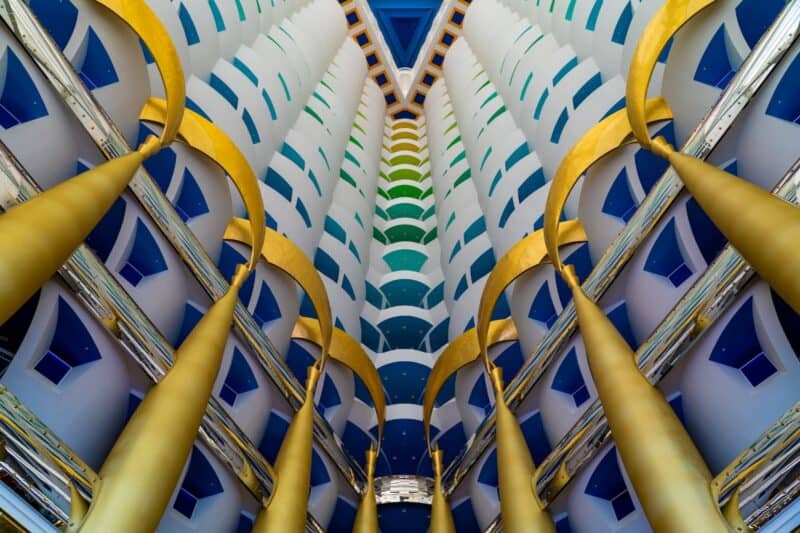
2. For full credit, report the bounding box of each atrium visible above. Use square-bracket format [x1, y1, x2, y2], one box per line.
[0, 0, 798, 531]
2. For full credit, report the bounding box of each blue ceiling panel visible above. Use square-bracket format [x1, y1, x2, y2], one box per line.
[368, 0, 441, 67]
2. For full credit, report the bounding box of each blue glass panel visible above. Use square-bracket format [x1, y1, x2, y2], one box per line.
[341, 275, 356, 301]
[454, 275, 469, 301]
[520, 411, 551, 464]
[265, 168, 293, 201]
[735, 0, 785, 49]
[452, 496, 481, 532]
[295, 197, 312, 228]
[573, 73, 602, 108]
[208, 0, 226, 31]
[468, 376, 491, 415]
[139, 124, 177, 191]
[555, 513, 573, 533]
[494, 342, 523, 383]
[242, 109, 261, 144]
[174, 168, 210, 222]
[499, 198, 515, 228]
[86, 196, 126, 262]
[586, 0, 604, 31]
[529, 283, 558, 328]
[464, 217, 486, 244]
[771, 289, 800, 356]
[314, 249, 339, 282]
[209, 73, 238, 108]
[643, 218, 693, 287]
[178, 3, 201, 45]
[329, 497, 357, 533]
[635, 122, 674, 192]
[553, 57, 578, 86]
[217, 243, 255, 304]
[318, 374, 342, 412]
[505, 142, 530, 171]
[29, 0, 78, 50]
[252, 282, 281, 327]
[0, 50, 49, 128]
[686, 197, 726, 265]
[601, 167, 637, 222]
[551, 348, 590, 407]
[765, 50, 800, 124]
[606, 302, 638, 350]
[261, 89, 278, 120]
[172, 488, 198, 518]
[585, 448, 635, 519]
[709, 297, 776, 386]
[281, 143, 305, 169]
[176, 302, 205, 346]
[221, 348, 258, 406]
[119, 220, 168, 287]
[550, 108, 569, 143]
[694, 25, 736, 89]
[477, 448, 498, 487]
[470, 249, 496, 282]
[236, 513, 254, 533]
[258, 412, 290, 463]
[611, 1, 633, 44]
[428, 317, 450, 352]
[285, 339, 316, 383]
[555, 244, 593, 307]
[518, 168, 546, 203]
[76, 28, 119, 89]
[361, 318, 383, 352]
[324, 216, 347, 243]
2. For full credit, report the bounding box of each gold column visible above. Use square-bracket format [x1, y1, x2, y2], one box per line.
[79, 267, 247, 532]
[489, 368, 555, 533]
[252, 365, 321, 533]
[560, 266, 728, 532]
[353, 446, 379, 533]
[0, 144, 152, 325]
[0, 0, 184, 325]
[626, 0, 800, 313]
[430, 447, 456, 533]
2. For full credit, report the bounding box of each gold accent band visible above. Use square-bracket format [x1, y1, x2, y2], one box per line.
[422, 319, 517, 451]
[291, 317, 385, 447]
[95, 0, 185, 147]
[224, 220, 332, 364]
[476, 221, 587, 368]
[543, 98, 672, 271]
[141, 99, 266, 272]
[625, 0, 716, 147]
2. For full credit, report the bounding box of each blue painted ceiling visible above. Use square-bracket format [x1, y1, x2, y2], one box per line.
[368, 0, 441, 67]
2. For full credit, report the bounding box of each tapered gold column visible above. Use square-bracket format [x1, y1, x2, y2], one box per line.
[79, 266, 247, 532]
[560, 266, 728, 531]
[489, 368, 555, 533]
[353, 446, 379, 533]
[650, 138, 800, 313]
[430, 447, 455, 533]
[0, 142, 153, 325]
[626, 0, 800, 313]
[252, 366, 321, 533]
[0, 0, 184, 326]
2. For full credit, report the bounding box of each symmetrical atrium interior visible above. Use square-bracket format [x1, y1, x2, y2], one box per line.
[0, 0, 798, 532]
